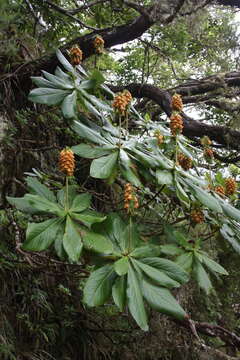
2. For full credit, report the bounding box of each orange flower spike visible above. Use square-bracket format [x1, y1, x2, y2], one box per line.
[170, 114, 183, 136]
[69, 45, 83, 66]
[225, 177, 237, 196]
[172, 93, 183, 112]
[215, 185, 225, 197]
[59, 148, 75, 177]
[190, 209, 205, 224]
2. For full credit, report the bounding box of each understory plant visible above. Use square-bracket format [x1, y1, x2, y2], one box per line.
[7, 49, 240, 331]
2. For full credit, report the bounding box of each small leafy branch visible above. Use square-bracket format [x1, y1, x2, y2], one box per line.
[7, 49, 240, 331]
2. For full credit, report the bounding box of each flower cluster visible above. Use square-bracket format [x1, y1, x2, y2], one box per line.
[112, 90, 132, 115]
[225, 177, 237, 196]
[59, 148, 75, 176]
[172, 93, 183, 112]
[170, 94, 184, 136]
[170, 114, 183, 136]
[177, 153, 192, 171]
[214, 185, 225, 197]
[190, 209, 205, 224]
[154, 130, 164, 145]
[201, 136, 214, 161]
[124, 183, 139, 211]
[93, 35, 104, 54]
[69, 45, 83, 66]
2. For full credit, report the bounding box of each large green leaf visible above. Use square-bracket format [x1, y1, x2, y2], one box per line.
[156, 170, 173, 185]
[82, 231, 113, 254]
[160, 244, 184, 256]
[63, 216, 83, 262]
[56, 49, 74, 72]
[69, 193, 92, 213]
[190, 184, 222, 213]
[92, 213, 126, 253]
[54, 222, 66, 259]
[57, 185, 78, 208]
[127, 264, 148, 331]
[41, 70, 74, 89]
[119, 149, 142, 187]
[6, 196, 41, 214]
[90, 151, 119, 179]
[141, 257, 189, 284]
[133, 259, 180, 288]
[24, 194, 63, 216]
[61, 90, 77, 118]
[142, 278, 187, 320]
[200, 253, 228, 275]
[175, 252, 193, 272]
[55, 66, 72, 82]
[31, 76, 59, 89]
[83, 264, 116, 306]
[72, 120, 109, 145]
[221, 203, 240, 222]
[71, 210, 106, 228]
[72, 144, 113, 159]
[130, 245, 161, 258]
[114, 257, 129, 276]
[112, 276, 127, 312]
[220, 223, 240, 254]
[28, 88, 71, 105]
[193, 258, 212, 294]
[26, 177, 56, 203]
[23, 218, 63, 251]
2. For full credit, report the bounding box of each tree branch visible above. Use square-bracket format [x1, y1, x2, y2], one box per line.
[111, 82, 240, 150]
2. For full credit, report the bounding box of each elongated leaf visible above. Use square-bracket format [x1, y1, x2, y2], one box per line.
[31, 76, 59, 89]
[130, 245, 161, 258]
[190, 183, 222, 213]
[55, 66, 72, 82]
[72, 144, 113, 159]
[142, 278, 187, 320]
[114, 257, 129, 276]
[83, 264, 115, 306]
[127, 264, 148, 331]
[57, 185, 78, 208]
[41, 70, 74, 89]
[88, 94, 112, 112]
[54, 222, 66, 259]
[70, 193, 91, 213]
[133, 259, 180, 288]
[83, 232, 113, 254]
[72, 120, 109, 145]
[56, 49, 74, 72]
[28, 88, 71, 105]
[90, 152, 118, 179]
[175, 252, 193, 272]
[175, 179, 190, 208]
[220, 223, 240, 254]
[156, 170, 173, 185]
[61, 90, 77, 118]
[221, 203, 240, 222]
[160, 244, 184, 256]
[24, 194, 63, 216]
[141, 257, 189, 284]
[200, 253, 228, 275]
[193, 258, 212, 294]
[23, 218, 62, 251]
[112, 276, 127, 312]
[6, 196, 42, 214]
[26, 177, 56, 202]
[119, 149, 142, 187]
[71, 210, 106, 228]
[63, 216, 83, 262]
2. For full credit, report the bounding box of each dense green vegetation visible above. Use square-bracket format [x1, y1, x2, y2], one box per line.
[1, 1, 240, 359]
